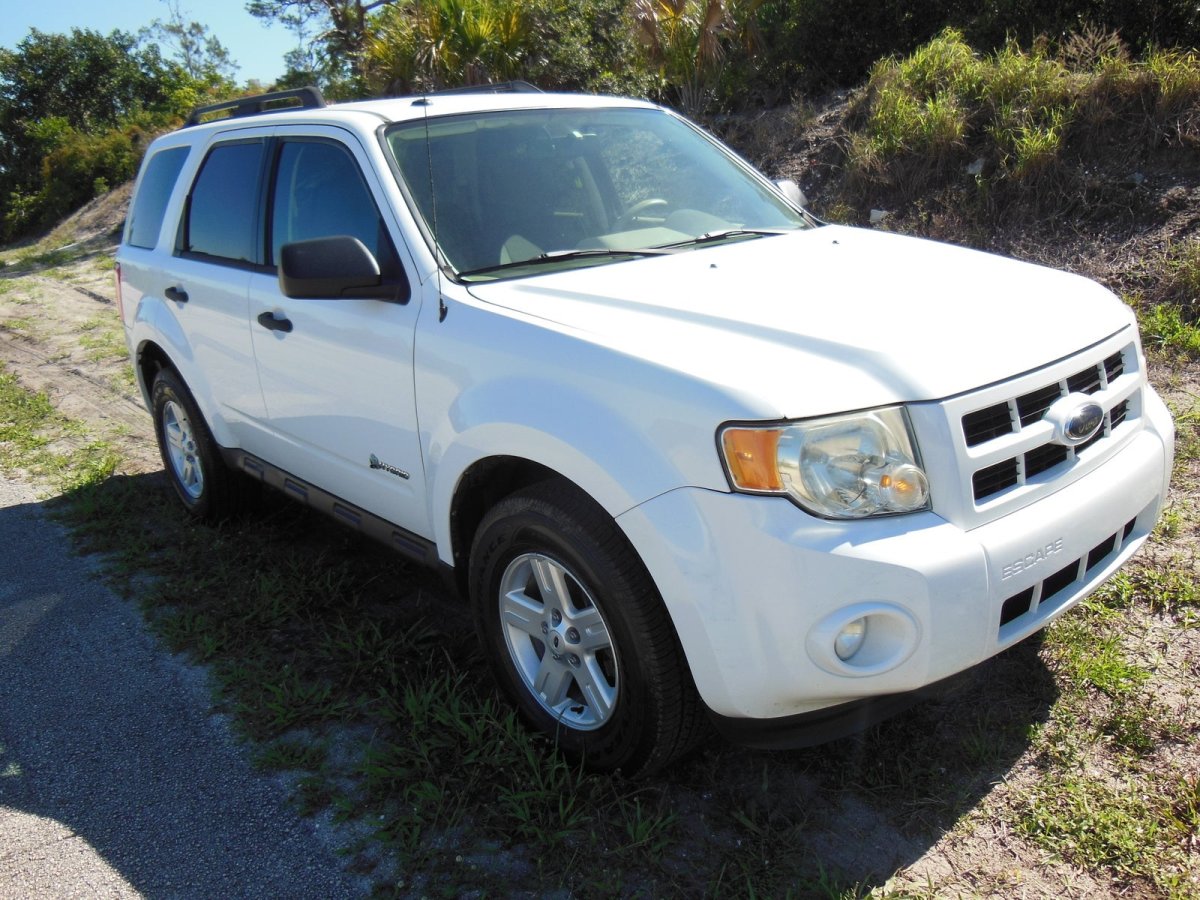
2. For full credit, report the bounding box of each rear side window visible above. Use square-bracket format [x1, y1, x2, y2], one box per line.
[126, 147, 188, 249]
[184, 140, 266, 263]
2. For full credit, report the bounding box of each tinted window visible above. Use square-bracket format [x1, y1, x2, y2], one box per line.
[127, 147, 188, 249]
[185, 141, 265, 263]
[270, 140, 399, 278]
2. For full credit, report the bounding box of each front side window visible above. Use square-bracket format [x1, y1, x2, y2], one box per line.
[269, 140, 400, 280]
[183, 140, 265, 263]
[384, 106, 808, 281]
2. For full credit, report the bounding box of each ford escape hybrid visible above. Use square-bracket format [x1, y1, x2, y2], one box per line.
[116, 86, 1175, 774]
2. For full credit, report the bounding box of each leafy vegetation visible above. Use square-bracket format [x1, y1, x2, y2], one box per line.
[5, 1, 1200, 242]
[364, 0, 545, 92]
[630, 0, 763, 115]
[0, 23, 234, 239]
[843, 28, 1200, 216]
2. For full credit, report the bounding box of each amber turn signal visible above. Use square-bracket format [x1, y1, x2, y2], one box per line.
[721, 428, 784, 492]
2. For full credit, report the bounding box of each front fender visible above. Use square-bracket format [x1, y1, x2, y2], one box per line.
[427, 377, 695, 562]
[415, 292, 765, 565]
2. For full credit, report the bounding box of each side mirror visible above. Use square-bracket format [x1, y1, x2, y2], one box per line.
[279, 235, 383, 299]
[775, 178, 807, 209]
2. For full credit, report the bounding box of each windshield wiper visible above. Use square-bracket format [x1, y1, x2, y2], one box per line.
[459, 247, 676, 279]
[654, 228, 796, 250]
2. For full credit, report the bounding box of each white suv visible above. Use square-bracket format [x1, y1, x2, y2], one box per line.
[116, 86, 1175, 774]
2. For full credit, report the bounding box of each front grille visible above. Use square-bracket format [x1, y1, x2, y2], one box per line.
[1104, 351, 1125, 382]
[998, 516, 1137, 632]
[962, 346, 1137, 503]
[973, 459, 1019, 496]
[1024, 443, 1069, 479]
[1017, 383, 1063, 426]
[963, 403, 1013, 447]
[1110, 399, 1129, 428]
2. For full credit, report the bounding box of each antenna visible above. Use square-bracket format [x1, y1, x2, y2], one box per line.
[421, 95, 449, 323]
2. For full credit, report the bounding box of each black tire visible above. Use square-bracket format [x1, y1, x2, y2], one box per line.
[469, 481, 707, 776]
[150, 368, 245, 521]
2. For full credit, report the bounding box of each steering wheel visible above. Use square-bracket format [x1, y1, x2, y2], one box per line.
[613, 198, 669, 231]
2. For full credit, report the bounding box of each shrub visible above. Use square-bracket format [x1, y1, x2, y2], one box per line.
[842, 28, 1200, 214]
[4, 122, 146, 237]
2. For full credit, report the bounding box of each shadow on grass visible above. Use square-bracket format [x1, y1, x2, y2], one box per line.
[50, 470, 1059, 897]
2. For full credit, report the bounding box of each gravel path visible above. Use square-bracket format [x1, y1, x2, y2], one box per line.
[0, 475, 368, 898]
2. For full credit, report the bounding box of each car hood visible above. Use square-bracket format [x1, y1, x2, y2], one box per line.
[464, 224, 1134, 419]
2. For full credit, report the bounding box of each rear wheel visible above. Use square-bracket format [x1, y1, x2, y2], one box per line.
[150, 369, 244, 521]
[469, 481, 706, 775]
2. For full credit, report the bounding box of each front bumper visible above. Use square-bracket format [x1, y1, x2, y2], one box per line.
[615, 388, 1174, 724]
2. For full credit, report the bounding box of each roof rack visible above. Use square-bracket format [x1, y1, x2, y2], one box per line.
[185, 86, 326, 127]
[427, 81, 543, 96]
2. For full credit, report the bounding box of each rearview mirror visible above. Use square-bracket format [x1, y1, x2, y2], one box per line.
[775, 178, 807, 209]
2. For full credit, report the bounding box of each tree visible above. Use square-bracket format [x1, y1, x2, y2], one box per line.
[632, 0, 764, 114]
[0, 28, 194, 237]
[141, 0, 239, 86]
[0, 28, 174, 133]
[247, 0, 397, 89]
[365, 0, 542, 93]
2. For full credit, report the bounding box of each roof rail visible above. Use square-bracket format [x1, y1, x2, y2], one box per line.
[427, 81, 543, 96]
[185, 87, 326, 127]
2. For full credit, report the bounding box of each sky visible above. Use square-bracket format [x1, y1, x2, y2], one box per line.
[0, 0, 300, 86]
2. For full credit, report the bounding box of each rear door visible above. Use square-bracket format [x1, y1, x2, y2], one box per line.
[163, 130, 273, 431]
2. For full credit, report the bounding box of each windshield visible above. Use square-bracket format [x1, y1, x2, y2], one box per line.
[384, 106, 809, 281]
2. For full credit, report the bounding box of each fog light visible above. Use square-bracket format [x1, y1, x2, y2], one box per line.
[834, 617, 868, 661]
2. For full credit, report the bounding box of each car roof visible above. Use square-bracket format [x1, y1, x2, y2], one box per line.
[169, 91, 661, 143]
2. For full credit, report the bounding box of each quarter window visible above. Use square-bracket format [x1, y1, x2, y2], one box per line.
[127, 146, 188, 249]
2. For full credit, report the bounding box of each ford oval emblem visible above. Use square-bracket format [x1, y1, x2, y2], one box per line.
[1044, 393, 1105, 447]
[1065, 403, 1104, 442]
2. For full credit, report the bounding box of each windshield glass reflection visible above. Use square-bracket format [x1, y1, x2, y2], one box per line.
[385, 106, 808, 281]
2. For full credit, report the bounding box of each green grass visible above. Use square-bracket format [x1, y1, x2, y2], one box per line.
[1161, 239, 1200, 306]
[0, 317, 37, 339]
[78, 313, 129, 362]
[0, 363, 118, 490]
[1101, 566, 1200, 617]
[1131, 296, 1200, 360]
[1018, 773, 1197, 891]
[11, 245, 89, 272]
[1008, 596, 1198, 892]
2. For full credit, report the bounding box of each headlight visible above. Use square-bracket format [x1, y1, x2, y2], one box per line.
[719, 407, 930, 519]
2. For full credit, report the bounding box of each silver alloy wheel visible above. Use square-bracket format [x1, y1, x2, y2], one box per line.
[162, 399, 204, 500]
[498, 552, 620, 730]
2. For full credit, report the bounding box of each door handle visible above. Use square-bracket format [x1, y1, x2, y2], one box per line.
[257, 311, 293, 333]
[164, 286, 188, 303]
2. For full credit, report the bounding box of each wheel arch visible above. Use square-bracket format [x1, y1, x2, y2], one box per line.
[446, 455, 570, 599]
[131, 326, 235, 448]
[135, 339, 175, 407]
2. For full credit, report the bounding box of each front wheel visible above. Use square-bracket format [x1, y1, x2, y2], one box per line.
[469, 482, 706, 775]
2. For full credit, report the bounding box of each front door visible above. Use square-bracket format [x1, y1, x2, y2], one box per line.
[247, 127, 429, 538]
